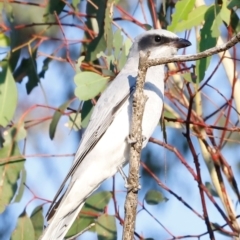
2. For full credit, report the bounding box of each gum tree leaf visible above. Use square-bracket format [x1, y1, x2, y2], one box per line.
[228, 0, 240, 8]
[205, 181, 218, 197]
[144, 190, 168, 205]
[196, 5, 220, 83]
[0, 61, 18, 127]
[30, 206, 44, 239]
[66, 191, 112, 238]
[113, 29, 123, 59]
[13, 49, 39, 94]
[72, 0, 81, 10]
[174, 5, 208, 32]
[118, 38, 132, 71]
[39, 57, 52, 79]
[220, 0, 231, 25]
[81, 100, 94, 128]
[74, 72, 109, 101]
[8, 31, 21, 72]
[104, 0, 114, 55]
[3, 124, 27, 145]
[0, 33, 10, 47]
[67, 112, 81, 131]
[12, 211, 35, 240]
[97, 51, 115, 72]
[96, 215, 117, 240]
[49, 100, 72, 140]
[44, 0, 65, 22]
[85, 0, 106, 62]
[13, 167, 26, 203]
[168, 0, 195, 32]
[0, 143, 25, 212]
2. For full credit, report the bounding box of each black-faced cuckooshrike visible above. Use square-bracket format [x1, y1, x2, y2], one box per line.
[40, 29, 191, 240]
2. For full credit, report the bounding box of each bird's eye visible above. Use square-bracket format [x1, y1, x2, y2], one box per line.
[154, 35, 162, 42]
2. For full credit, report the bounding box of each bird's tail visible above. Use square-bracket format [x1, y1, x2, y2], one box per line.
[40, 201, 85, 240]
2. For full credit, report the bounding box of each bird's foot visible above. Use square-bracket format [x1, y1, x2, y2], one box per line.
[117, 166, 129, 188]
[127, 135, 137, 144]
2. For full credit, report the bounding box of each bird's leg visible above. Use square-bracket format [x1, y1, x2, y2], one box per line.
[127, 135, 147, 144]
[118, 166, 142, 190]
[117, 166, 129, 188]
[127, 135, 137, 144]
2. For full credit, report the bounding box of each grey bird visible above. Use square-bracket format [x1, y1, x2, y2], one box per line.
[40, 29, 191, 240]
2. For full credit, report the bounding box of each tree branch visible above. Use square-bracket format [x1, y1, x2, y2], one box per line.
[122, 51, 150, 240]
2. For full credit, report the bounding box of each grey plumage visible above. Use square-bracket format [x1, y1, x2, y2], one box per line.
[40, 29, 191, 240]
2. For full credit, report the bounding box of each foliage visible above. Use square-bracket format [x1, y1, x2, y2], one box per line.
[0, 0, 240, 239]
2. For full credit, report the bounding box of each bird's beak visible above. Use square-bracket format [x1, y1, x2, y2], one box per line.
[172, 38, 191, 49]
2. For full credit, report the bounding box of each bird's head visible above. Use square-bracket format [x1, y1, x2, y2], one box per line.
[129, 29, 191, 59]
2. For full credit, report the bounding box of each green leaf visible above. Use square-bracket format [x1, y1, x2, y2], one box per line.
[104, 0, 114, 55]
[230, 11, 240, 33]
[205, 181, 218, 197]
[3, 124, 27, 146]
[174, 5, 208, 32]
[0, 61, 18, 127]
[113, 29, 123, 60]
[30, 206, 44, 240]
[96, 215, 117, 240]
[167, 0, 195, 32]
[49, 100, 72, 140]
[8, 31, 21, 72]
[85, 0, 106, 62]
[13, 49, 39, 94]
[228, 0, 240, 8]
[11, 211, 35, 240]
[67, 112, 81, 131]
[86, 34, 107, 62]
[181, 72, 197, 82]
[75, 56, 85, 74]
[97, 51, 115, 72]
[66, 191, 112, 238]
[118, 38, 132, 71]
[81, 100, 94, 128]
[220, 0, 231, 25]
[0, 33, 10, 47]
[196, 5, 220, 83]
[44, 0, 65, 22]
[143, 24, 153, 30]
[72, 0, 81, 10]
[2, 3, 14, 22]
[0, 126, 25, 212]
[39, 57, 52, 79]
[14, 167, 26, 202]
[74, 72, 109, 101]
[144, 190, 168, 205]
[211, 13, 222, 37]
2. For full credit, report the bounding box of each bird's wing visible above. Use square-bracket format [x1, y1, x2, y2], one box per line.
[46, 72, 136, 220]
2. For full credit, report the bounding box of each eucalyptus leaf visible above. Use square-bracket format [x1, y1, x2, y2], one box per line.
[74, 71, 109, 101]
[66, 191, 112, 238]
[49, 100, 72, 140]
[168, 0, 195, 32]
[0, 142, 25, 212]
[12, 211, 35, 240]
[145, 190, 168, 205]
[174, 5, 208, 32]
[96, 215, 117, 240]
[0, 33, 10, 47]
[0, 62, 18, 127]
[30, 206, 44, 240]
